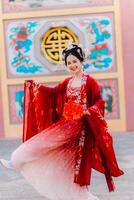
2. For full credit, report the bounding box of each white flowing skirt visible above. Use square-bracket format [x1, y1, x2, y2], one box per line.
[11, 119, 99, 200]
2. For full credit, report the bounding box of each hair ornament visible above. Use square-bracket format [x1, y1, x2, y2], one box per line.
[66, 40, 74, 50]
[62, 41, 87, 64]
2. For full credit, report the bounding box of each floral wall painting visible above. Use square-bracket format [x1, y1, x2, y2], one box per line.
[82, 17, 115, 72]
[7, 21, 43, 76]
[98, 79, 119, 119]
[3, 0, 114, 13]
[15, 90, 24, 118]
[5, 13, 115, 77]
[8, 85, 24, 124]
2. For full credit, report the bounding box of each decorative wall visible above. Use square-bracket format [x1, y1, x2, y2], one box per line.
[0, 0, 126, 138]
[5, 13, 115, 78]
[3, 0, 113, 13]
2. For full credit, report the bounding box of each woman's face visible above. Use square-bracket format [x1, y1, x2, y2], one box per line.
[66, 54, 83, 74]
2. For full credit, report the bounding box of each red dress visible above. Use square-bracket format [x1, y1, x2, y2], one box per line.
[11, 72, 123, 200]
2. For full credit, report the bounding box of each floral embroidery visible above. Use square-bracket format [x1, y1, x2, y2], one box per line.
[62, 99, 84, 120]
[62, 71, 88, 179]
[74, 127, 85, 180]
[63, 71, 88, 120]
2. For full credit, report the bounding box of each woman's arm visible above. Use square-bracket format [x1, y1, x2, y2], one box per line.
[84, 77, 105, 116]
[90, 78, 105, 115]
[25, 77, 70, 95]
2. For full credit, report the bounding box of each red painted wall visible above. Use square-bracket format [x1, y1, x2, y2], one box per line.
[120, 0, 134, 131]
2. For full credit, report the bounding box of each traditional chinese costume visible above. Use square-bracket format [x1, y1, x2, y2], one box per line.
[11, 71, 124, 200]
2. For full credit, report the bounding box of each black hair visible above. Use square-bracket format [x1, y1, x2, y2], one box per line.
[62, 44, 85, 65]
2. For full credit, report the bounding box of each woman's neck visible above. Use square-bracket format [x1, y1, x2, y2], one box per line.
[74, 68, 84, 78]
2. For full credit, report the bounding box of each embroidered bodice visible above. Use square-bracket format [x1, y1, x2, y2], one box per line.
[62, 72, 88, 120]
[66, 73, 88, 110]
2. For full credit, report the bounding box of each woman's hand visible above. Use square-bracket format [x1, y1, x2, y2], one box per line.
[83, 109, 91, 116]
[25, 81, 32, 87]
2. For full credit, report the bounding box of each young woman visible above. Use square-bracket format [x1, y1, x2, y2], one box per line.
[0, 44, 123, 200]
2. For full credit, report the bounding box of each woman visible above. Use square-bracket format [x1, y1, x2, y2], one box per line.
[0, 44, 123, 200]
